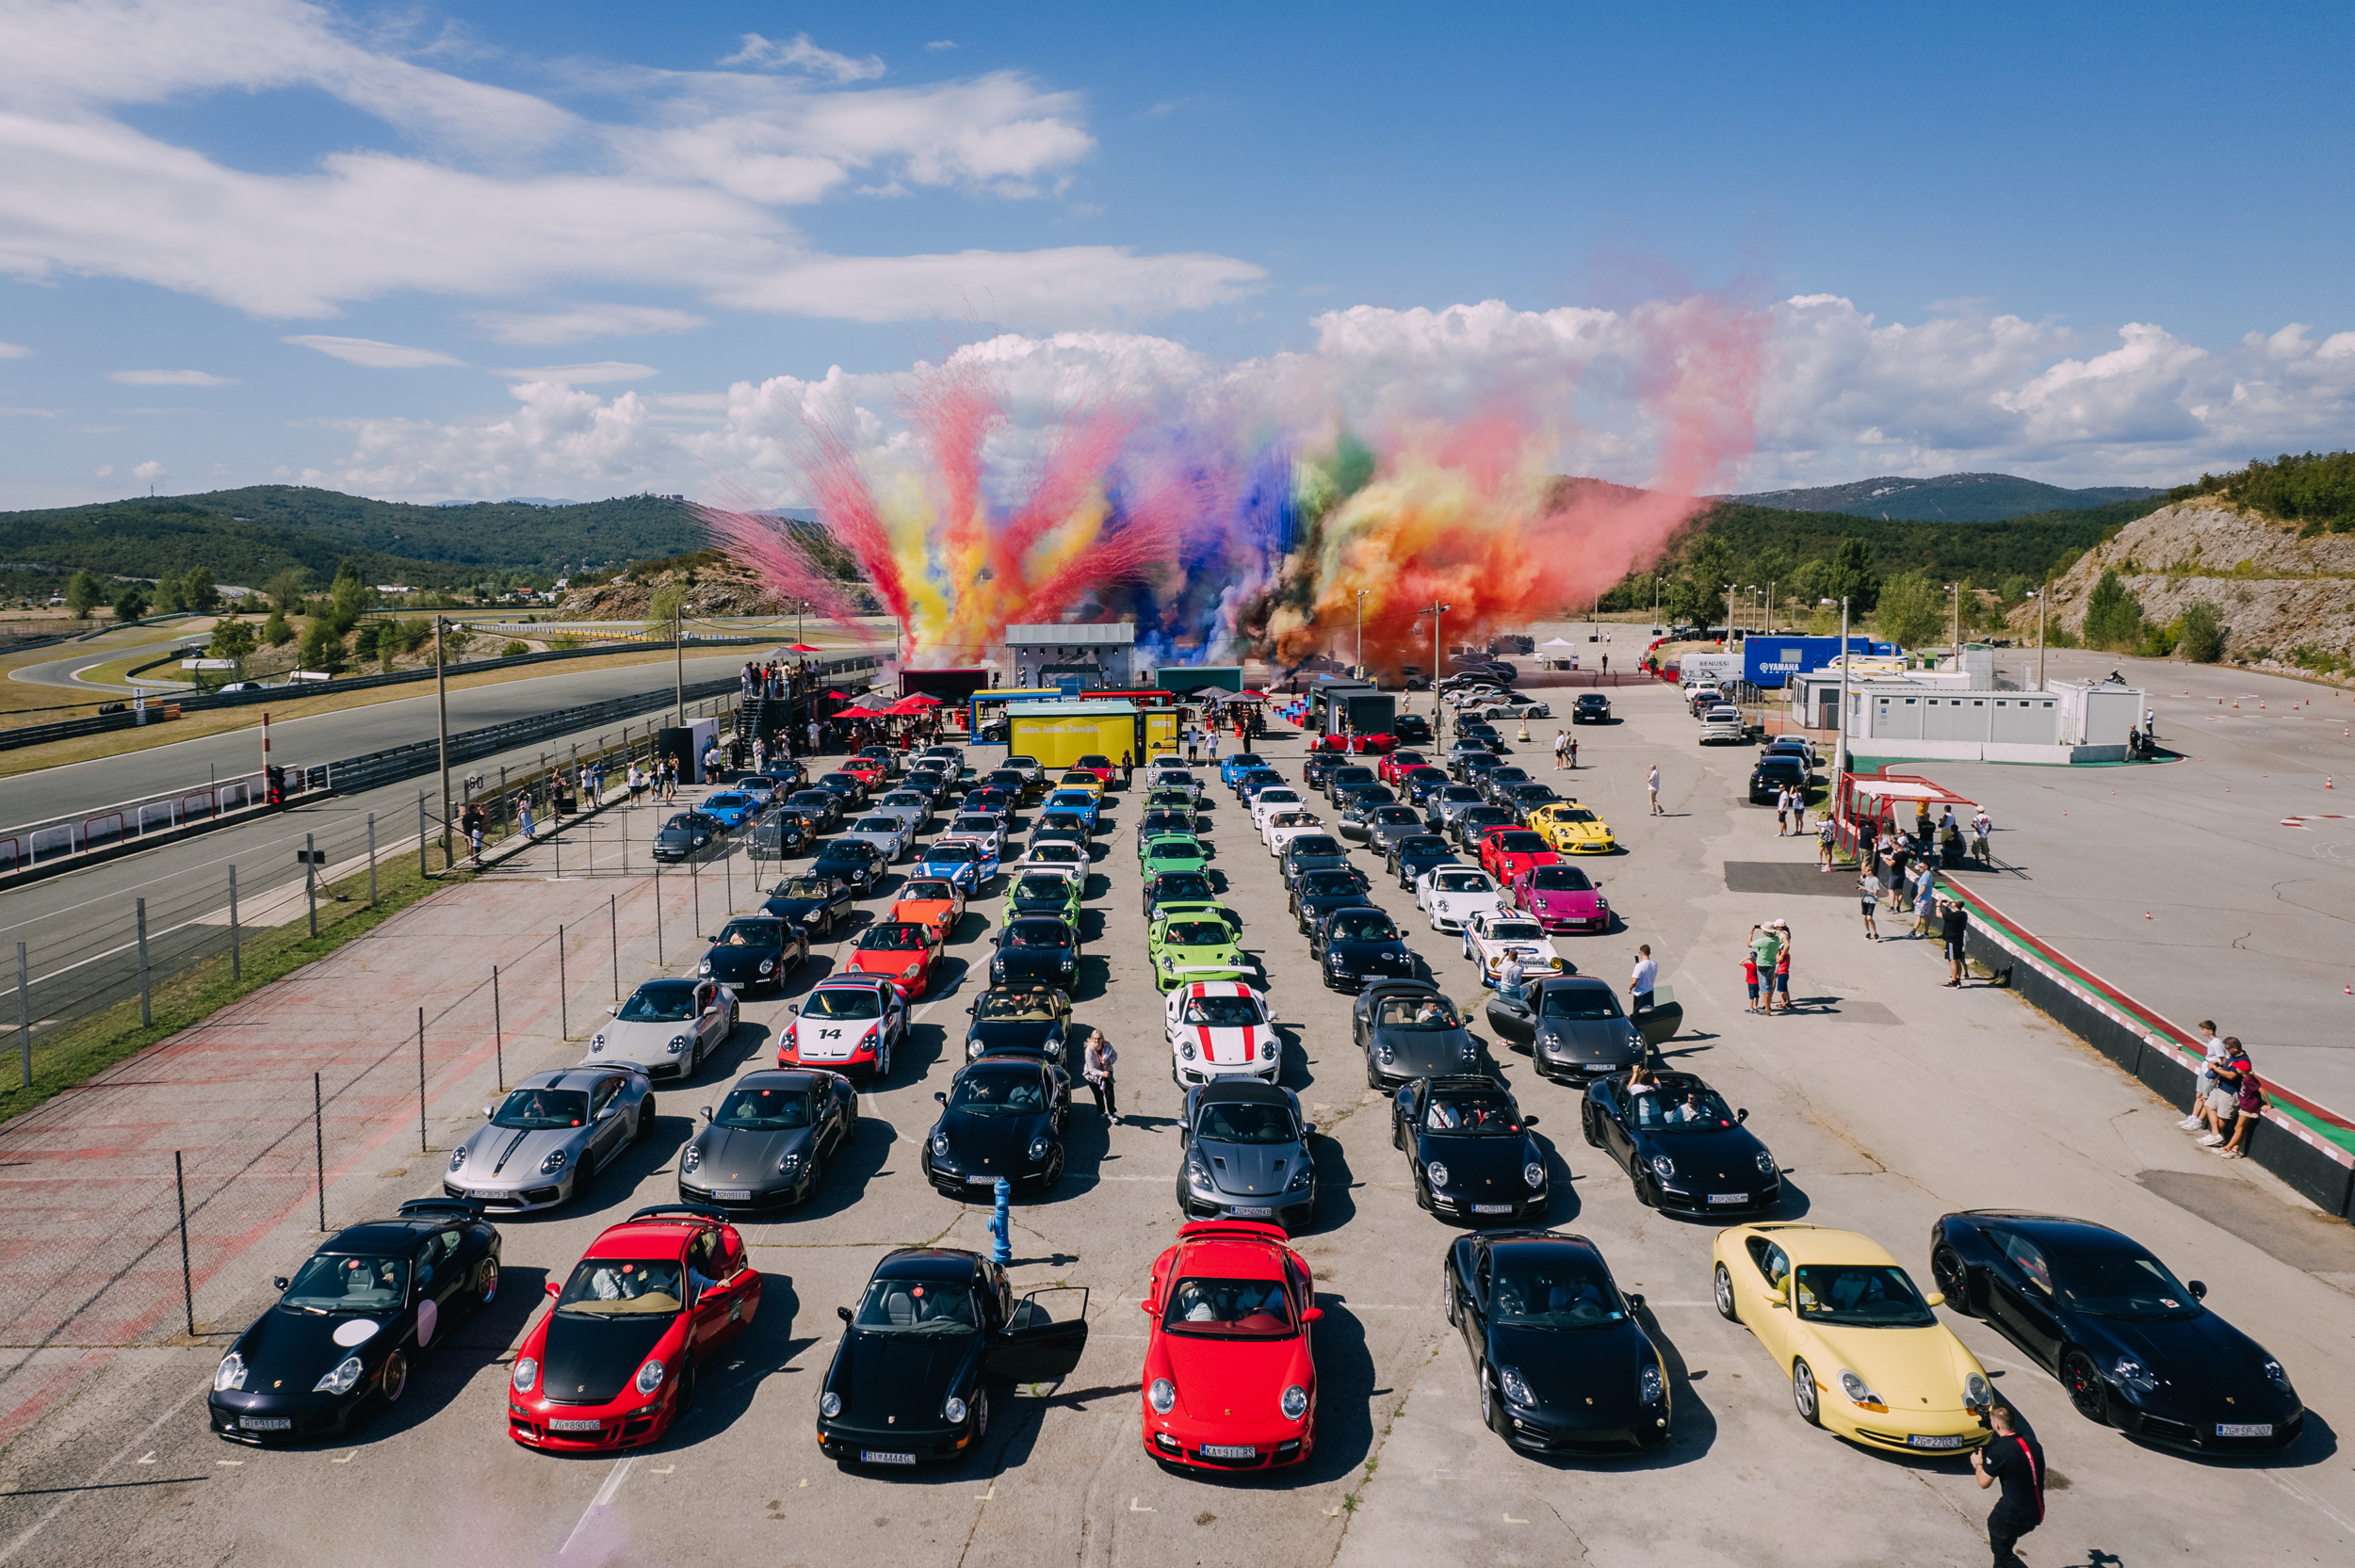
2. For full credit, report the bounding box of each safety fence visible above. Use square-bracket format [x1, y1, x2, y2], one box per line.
[0, 768, 276, 873]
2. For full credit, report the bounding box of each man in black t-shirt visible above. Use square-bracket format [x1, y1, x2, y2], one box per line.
[1941, 895, 1970, 987]
[1973, 1403, 2045, 1567]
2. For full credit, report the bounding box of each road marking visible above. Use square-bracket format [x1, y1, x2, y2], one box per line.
[134, 1452, 154, 1465]
[649, 1464, 674, 1476]
[1129, 1497, 1155, 1512]
[215, 1460, 242, 1466]
[2265, 1472, 2355, 1535]
[976, 1482, 996, 1500]
[561, 1456, 636, 1555]
[1503, 1511, 1528, 1524]
[329, 1450, 356, 1464]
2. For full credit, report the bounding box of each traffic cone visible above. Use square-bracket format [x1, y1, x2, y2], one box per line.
[2145, 911, 2153, 919]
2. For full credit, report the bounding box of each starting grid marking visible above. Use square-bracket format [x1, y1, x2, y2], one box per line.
[2280, 816, 2350, 827]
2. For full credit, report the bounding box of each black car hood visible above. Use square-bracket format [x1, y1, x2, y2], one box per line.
[1298, 891, 1367, 921]
[240, 1303, 398, 1387]
[994, 949, 1075, 980]
[1198, 1139, 1308, 1199]
[704, 946, 786, 981]
[1632, 1123, 1767, 1186]
[942, 1109, 1049, 1170]
[691, 1123, 814, 1187]
[542, 1311, 674, 1404]
[1491, 1321, 1650, 1416]
[2075, 1310, 2298, 1419]
[1536, 1017, 1644, 1065]
[1421, 1132, 1537, 1192]
[1372, 1027, 1476, 1075]
[969, 1021, 1062, 1054]
[1327, 938, 1416, 974]
[654, 829, 701, 848]
[834, 1328, 984, 1428]
[762, 897, 829, 921]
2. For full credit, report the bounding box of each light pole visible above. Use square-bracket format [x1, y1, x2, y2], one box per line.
[1356, 589, 1369, 679]
[2033, 585, 2049, 691]
[671, 598, 685, 725]
[434, 616, 452, 868]
[1948, 582, 1961, 656]
[1432, 601, 1452, 736]
[1765, 581, 1775, 634]
[1652, 575, 1664, 623]
[1835, 594, 1852, 786]
[1722, 583, 1735, 642]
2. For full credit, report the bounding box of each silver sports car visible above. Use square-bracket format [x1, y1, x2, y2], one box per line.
[442, 1067, 655, 1212]
[840, 813, 917, 864]
[584, 978, 739, 1081]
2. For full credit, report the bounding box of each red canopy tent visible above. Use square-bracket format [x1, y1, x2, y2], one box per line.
[882, 698, 929, 716]
[834, 704, 885, 719]
[788, 643, 823, 653]
[901, 691, 944, 705]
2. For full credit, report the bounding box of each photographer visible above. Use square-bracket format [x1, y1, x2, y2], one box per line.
[1972, 1403, 2046, 1567]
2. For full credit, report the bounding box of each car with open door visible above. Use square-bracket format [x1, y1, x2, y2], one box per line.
[1441, 1230, 1669, 1452]
[585, 978, 737, 1080]
[1353, 979, 1481, 1091]
[817, 1249, 1088, 1466]
[1486, 974, 1675, 1082]
[1140, 1220, 1320, 1473]
[1582, 1070, 1780, 1216]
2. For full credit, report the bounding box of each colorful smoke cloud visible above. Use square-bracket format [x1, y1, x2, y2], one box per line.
[704, 293, 1765, 670]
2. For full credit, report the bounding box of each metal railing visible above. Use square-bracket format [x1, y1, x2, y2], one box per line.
[0, 769, 277, 873]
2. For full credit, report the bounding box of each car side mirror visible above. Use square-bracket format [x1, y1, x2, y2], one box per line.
[2188, 1279, 2207, 1301]
[481, 1104, 495, 1118]
[934, 1091, 948, 1104]
[1625, 1292, 1646, 1312]
[545, 1280, 561, 1298]
[272, 1275, 289, 1290]
[1302, 1306, 1324, 1323]
[607, 1003, 620, 1015]
[699, 1106, 713, 1122]
[1522, 1115, 1539, 1126]
[836, 1305, 853, 1324]
[596, 1106, 618, 1121]
[1140, 1299, 1157, 1315]
[1737, 1107, 1749, 1123]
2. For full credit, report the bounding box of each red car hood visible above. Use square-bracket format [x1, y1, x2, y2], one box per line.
[847, 952, 925, 979]
[1152, 1331, 1312, 1425]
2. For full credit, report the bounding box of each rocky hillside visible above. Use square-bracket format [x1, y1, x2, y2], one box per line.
[2013, 501, 2355, 673]
[553, 559, 791, 621]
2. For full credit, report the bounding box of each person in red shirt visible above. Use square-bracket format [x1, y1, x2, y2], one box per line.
[2217, 1046, 2266, 1160]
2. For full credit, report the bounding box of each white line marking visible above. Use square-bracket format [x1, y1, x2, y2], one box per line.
[560, 1456, 636, 1555]
[2265, 1471, 2355, 1534]
[1129, 1497, 1155, 1512]
[329, 1450, 356, 1464]
[1503, 1511, 1528, 1524]
[649, 1464, 674, 1476]
[214, 1460, 242, 1466]
[134, 1452, 154, 1465]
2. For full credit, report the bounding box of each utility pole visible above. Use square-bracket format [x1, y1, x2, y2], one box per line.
[434, 616, 452, 868]
[673, 598, 685, 726]
[1355, 590, 1368, 678]
[1722, 583, 1735, 643]
[2035, 585, 2049, 691]
[1433, 601, 1452, 738]
[1765, 581, 1775, 633]
[1835, 596, 1852, 784]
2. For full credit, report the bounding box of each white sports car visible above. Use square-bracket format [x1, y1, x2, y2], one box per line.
[1262, 810, 1328, 858]
[1164, 980, 1285, 1087]
[1249, 787, 1307, 833]
[1460, 910, 1567, 990]
[1011, 840, 1089, 879]
[1415, 865, 1504, 935]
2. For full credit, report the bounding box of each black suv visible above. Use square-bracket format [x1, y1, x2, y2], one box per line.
[1747, 753, 1810, 805]
[1573, 693, 1612, 723]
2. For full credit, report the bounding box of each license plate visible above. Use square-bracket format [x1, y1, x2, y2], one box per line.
[860, 1450, 917, 1465]
[1472, 1204, 1513, 1214]
[1906, 1433, 1968, 1449]
[968, 1174, 999, 1184]
[2217, 1422, 2273, 1438]
[711, 1189, 752, 1202]
[239, 1415, 292, 1431]
[1199, 1444, 1256, 1460]
[547, 1418, 604, 1432]
[1229, 1205, 1272, 1218]
[1708, 1193, 1748, 1205]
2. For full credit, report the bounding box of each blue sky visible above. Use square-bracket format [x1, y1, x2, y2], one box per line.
[3, 0, 2350, 509]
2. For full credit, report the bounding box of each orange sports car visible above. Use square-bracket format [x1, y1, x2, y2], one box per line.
[889, 878, 968, 946]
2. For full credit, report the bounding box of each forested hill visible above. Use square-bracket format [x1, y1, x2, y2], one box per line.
[1723, 471, 2166, 521]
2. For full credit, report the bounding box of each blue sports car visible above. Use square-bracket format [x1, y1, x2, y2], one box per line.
[701, 791, 757, 830]
[1219, 752, 1267, 788]
[918, 836, 999, 892]
[1041, 788, 1101, 830]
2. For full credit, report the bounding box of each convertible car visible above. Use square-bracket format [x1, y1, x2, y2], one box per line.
[1353, 979, 1482, 1091]
[1441, 1230, 1669, 1452]
[843, 920, 945, 1000]
[1141, 1220, 1320, 1473]
[962, 985, 1073, 1063]
[1391, 1074, 1550, 1225]
[1582, 1070, 1780, 1216]
[1486, 975, 1678, 1082]
[677, 1070, 859, 1210]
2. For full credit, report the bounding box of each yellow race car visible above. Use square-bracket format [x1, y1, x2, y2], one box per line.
[1711, 1223, 1994, 1455]
[1530, 801, 1615, 853]
[1053, 769, 1107, 801]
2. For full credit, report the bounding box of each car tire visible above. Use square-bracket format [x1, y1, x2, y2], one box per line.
[1713, 1263, 1739, 1324]
[1931, 1246, 1973, 1316]
[473, 1256, 500, 1310]
[674, 1352, 696, 1415]
[801, 1152, 825, 1201]
[1633, 1169, 1659, 1208]
[1037, 1146, 1066, 1190]
[2062, 1350, 2109, 1425]
[382, 1349, 409, 1406]
[1791, 1359, 1821, 1427]
[1581, 1105, 1603, 1148]
[636, 1099, 658, 1144]
[1442, 1266, 1460, 1328]
[1479, 1372, 1508, 1439]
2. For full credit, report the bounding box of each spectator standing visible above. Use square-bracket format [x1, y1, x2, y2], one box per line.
[1940, 893, 1971, 986]
[517, 797, 536, 840]
[1913, 868, 1940, 939]
[1769, 921, 1793, 1012]
[1648, 764, 1662, 815]
[752, 736, 767, 774]
[1748, 923, 1783, 1015]
[1857, 865, 1881, 940]
[468, 820, 485, 865]
[2217, 1048, 2267, 1159]
[1567, 735, 1578, 769]
[1972, 1403, 2046, 1568]
[1206, 729, 1220, 765]
[2199, 1040, 2251, 1147]
[1120, 751, 1134, 787]
[1774, 785, 1791, 836]
[1080, 1027, 1119, 1124]
[806, 719, 821, 757]
[1553, 730, 1568, 770]
[2181, 1021, 2229, 1131]
[1817, 815, 1837, 872]
[1629, 945, 1657, 1013]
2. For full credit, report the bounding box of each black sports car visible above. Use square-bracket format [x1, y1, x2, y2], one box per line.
[785, 788, 844, 832]
[1279, 833, 1353, 887]
[1479, 767, 1533, 804]
[1442, 1231, 1668, 1450]
[1330, 783, 1395, 817]
[762, 875, 857, 939]
[748, 810, 815, 861]
[962, 986, 1072, 1063]
[1321, 766, 1378, 803]
[816, 1250, 1089, 1465]
[1309, 905, 1421, 992]
[987, 916, 1080, 989]
[1300, 752, 1341, 789]
[1748, 754, 1809, 806]
[1451, 753, 1502, 787]
[815, 771, 871, 809]
[1393, 713, 1432, 743]
[1143, 870, 1219, 921]
[1582, 1071, 1780, 1216]
[1177, 1078, 1318, 1229]
[1449, 803, 1518, 849]
[678, 1071, 859, 1209]
[1392, 1075, 1550, 1224]
[1571, 693, 1612, 723]
[920, 1056, 1072, 1194]
[1355, 978, 1482, 1090]
[1487, 975, 1674, 1082]
[1385, 834, 1460, 889]
[652, 811, 723, 863]
[1928, 1211, 2303, 1451]
[812, 838, 888, 894]
[698, 915, 811, 995]
[1290, 865, 1373, 933]
[209, 1199, 501, 1445]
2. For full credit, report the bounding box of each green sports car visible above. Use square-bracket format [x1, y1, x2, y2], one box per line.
[1138, 833, 1211, 880]
[1147, 911, 1253, 991]
[1000, 868, 1085, 927]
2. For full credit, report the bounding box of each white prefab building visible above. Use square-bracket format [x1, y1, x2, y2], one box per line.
[1000, 623, 1142, 689]
[1794, 673, 2143, 765]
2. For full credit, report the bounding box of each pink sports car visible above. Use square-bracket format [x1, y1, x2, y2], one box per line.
[1509, 863, 1610, 933]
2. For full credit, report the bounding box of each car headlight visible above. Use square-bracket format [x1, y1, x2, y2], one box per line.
[447, 1145, 467, 1171]
[1148, 1378, 1178, 1414]
[315, 1354, 365, 1396]
[634, 1359, 667, 1397]
[1260, 1038, 1279, 1061]
[1426, 1160, 1449, 1188]
[1837, 1369, 1886, 1407]
[1027, 1136, 1053, 1163]
[590, 1032, 605, 1050]
[930, 1128, 950, 1157]
[2263, 1357, 2292, 1395]
[215, 1352, 248, 1392]
[540, 1149, 569, 1173]
[512, 1356, 538, 1393]
[1757, 1150, 1778, 1175]
[1327, 953, 1346, 969]
[1965, 1372, 1995, 1408]
[1178, 1040, 1197, 1061]
[943, 1394, 969, 1425]
[698, 961, 712, 975]
[1497, 1365, 1535, 1408]
[759, 960, 776, 974]
[667, 1034, 690, 1055]
[779, 1151, 804, 1174]
[1435, 898, 1450, 913]
[2112, 1356, 2159, 1396]
[1281, 1384, 1309, 1421]
[1638, 1363, 1665, 1404]
[1522, 1161, 1545, 1190]
[681, 1145, 702, 1173]
[1187, 1154, 1215, 1190]
[1649, 1155, 1675, 1182]
[1287, 1162, 1313, 1189]
[820, 1391, 842, 1417]
[967, 1039, 985, 1059]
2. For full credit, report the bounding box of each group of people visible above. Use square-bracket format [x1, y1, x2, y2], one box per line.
[1742, 920, 1795, 1013]
[2182, 1021, 2268, 1161]
[1853, 822, 1975, 984]
[739, 659, 815, 704]
[1551, 730, 1579, 769]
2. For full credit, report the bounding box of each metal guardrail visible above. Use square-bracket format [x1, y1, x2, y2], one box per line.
[0, 769, 273, 874]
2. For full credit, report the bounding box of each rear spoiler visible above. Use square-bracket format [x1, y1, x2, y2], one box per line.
[397, 1197, 485, 1220]
[627, 1204, 729, 1225]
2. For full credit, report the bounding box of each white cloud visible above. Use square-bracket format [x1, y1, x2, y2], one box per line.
[0, 341, 31, 358]
[2, 405, 58, 416]
[714, 247, 1264, 325]
[131, 459, 164, 481]
[489, 361, 658, 384]
[469, 302, 706, 346]
[284, 334, 467, 368]
[720, 32, 886, 83]
[302, 379, 671, 498]
[924, 40, 958, 52]
[106, 368, 236, 385]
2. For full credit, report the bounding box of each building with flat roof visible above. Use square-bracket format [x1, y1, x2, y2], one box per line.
[1000, 623, 1142, 689]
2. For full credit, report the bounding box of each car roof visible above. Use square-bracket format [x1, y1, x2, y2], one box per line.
[1195, 1078, 1291, 1107]
[1958, 1211, 2141, 1251]
[733, 1069, 835, 1091]
[873, 1247, 983, 1282]
[1743, 1224, 1901, 1267]
[324, 1219, 444, 1253]
[1490, 1234, 1603, 1266]
[634, 978, 698, 994]
[582, 1218, 703, 1258]
[1536, 973, 1611, 991]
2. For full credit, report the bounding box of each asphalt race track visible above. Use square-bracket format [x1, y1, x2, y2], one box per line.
[0, 679, 2349, 1568]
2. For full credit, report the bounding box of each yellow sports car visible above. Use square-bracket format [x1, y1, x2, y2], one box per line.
[1054, 769, 1107, 800]
[1711, 1223, 1994, 1455]
[1531, 802, 1615, 853]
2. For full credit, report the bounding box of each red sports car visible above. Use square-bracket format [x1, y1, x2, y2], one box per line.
[839, 758, 886, 788]
[1072, 753, 1118, 784]
[1478, 826, 1559, 886]
[842, 920, 942, 998]
[889, 879, 967, 946]
[1140, 1220, 1320, 1472]
[509, 1204, 760, 1451]
[1377, 750, 1430, 785]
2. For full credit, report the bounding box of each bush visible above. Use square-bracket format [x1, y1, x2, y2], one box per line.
[352, 622, 383, 660]
[1872, 571, 1944, 648]
[112, 587, 148, 622]
[501, 639, 530, 657]
[262, 607, 294, 647]
[206, 619, 257, 662]
[65, 570, 106, 617]
[2177, 601, 2225, 663]
[2043, 624, 2081, 649]
[299, 620, 346, 674]
[2138, 621, 2178, 657]
[2082, 570, 2145, 651]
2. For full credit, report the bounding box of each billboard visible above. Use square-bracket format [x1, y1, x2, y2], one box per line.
[1743, 636, 1897, 688]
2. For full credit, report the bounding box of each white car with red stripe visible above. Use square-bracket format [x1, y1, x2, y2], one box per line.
[1164, 980, 1284, 1087]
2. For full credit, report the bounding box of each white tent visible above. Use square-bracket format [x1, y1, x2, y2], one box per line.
[1539, 637, 1578, 649]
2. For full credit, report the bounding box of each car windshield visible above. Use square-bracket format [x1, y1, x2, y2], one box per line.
[1016, 876, 1074, 900]
[1439, 786, 1482, 802]
[1329, 913, 1399, 943]
[1490, 832, 1548, 854]
[1376, 995, 1462, 1029]
[1143, 812, 1190, 832]
[1027, 845, 1083, 865]
[1540, 987, 1623, 1021]
[853, 1277, 977, 1334]
[771, 879, 833, 900]
[1158, 772, 1197, 787]
[857, 924, 927, 951]
[978, 992, 1059, 1021]
[1372, 808, 1421, 824]
[1229, 754, 1264, 768]
[1299, 870, 1364, 897]
[900, 880, 957, 903]
[1554, 809, 1600, 825]
[952, 816, 999, 834]
[1289, 837, 1343, 858]
[619, 984, 697, 1022]
[1792, 1265, 1938, 1327]
[716, 919, 785, 947]
[1331, 770, 1373, 785]
[1397, 837, 1451, 856]
[1077, 756, 1110, 768]
[1491, 1261, 1626, 1329]
[788, 793, 833, 810]
[1039, 814, 1085, 832]
[948, 1069, 1050, 1114]
[555, 1258, 685, 1317]
[1486, 921, 1547, 943]
[1180, 994, 1266, 1026]
[1432, 870, 1493, 893]
[883, 793, 927, 808]
[1633, 1089, 1738, 1131]
[802, 989, 883, 1020]
[715, 1086, 813, 1129]
[1048, 792, 1094, 808]
[853, 817, 900, 834]
[662, 815, 704, 832]
[1162, 1277, 1297, 1338]
[928, 843, 978, 864]
[815, 843, 869, 864]
[1257, 789, 1300, 805]
[1162, 921, 1231, 947]
[1425, 1094, 1519, 1134]
[281, 1253, 410, 1314]
[707, 793, 749, 808]
[1005, 922, 1072, 948]
[1196, 1100, 1297, 1144]
[491, 1087, 590, 1128]
[2056, 1253, 2205, 1319]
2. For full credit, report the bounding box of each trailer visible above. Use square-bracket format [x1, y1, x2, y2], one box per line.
[901, 667, 991, 705]
[1307, 680, 1398, 753]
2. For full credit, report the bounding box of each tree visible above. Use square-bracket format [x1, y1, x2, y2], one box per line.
[352, 621, 383, 661]
[1666, 537, 1731, 627]
[2177, 600, 2226, 663]
[183, 564, 220, 613]
[112, 587, 149, 622]
[299, 620, 346, 674]
[2082, 569, 2144, 651]
[1827, 538, 1880, 613]
[501, 639, 530, 657]
[645, 583, 689, 632]
[65, 570, 106, 618]
[1998, 574, 2033, 605]
[264, 566, 312, 614]
[263, 606, 295, 647]
[152, 574, 187, 614]
[1873, 571, 1944, 649]
[206, 619, 257, 663]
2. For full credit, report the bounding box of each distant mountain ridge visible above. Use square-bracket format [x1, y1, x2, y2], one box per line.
[1722, 472, 2167, 522]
